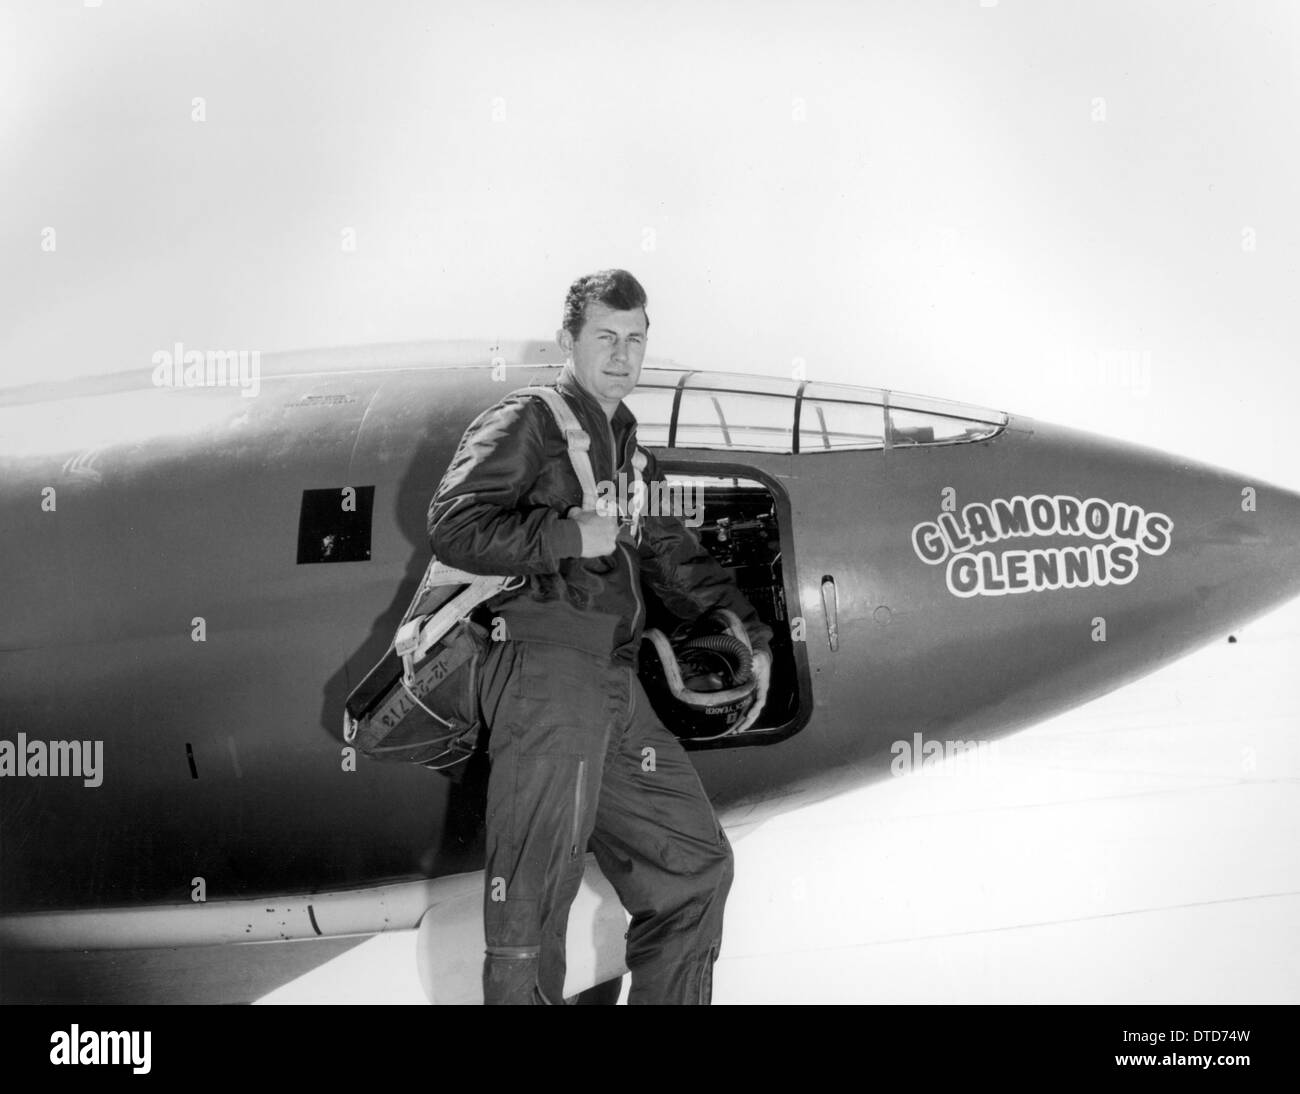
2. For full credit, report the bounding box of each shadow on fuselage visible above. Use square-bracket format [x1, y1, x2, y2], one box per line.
[316, 354, 560, 877]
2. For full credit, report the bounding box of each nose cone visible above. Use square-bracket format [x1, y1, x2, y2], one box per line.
[1050, 418, 1294, 610]
[1183, 473, 1300, 620]
[883, 416, 1300, 744]
[1012, 417, 1300, 658]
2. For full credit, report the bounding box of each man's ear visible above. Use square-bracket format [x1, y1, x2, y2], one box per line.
[556, 327, 573, 356]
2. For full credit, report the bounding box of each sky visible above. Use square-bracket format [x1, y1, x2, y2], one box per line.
[2, 0, 1298, 485]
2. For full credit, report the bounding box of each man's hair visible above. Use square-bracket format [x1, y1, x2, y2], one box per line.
[562, 269, 650, 338]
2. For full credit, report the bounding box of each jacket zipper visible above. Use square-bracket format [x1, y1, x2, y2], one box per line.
[604, 412, 618, 502]
[621, 541, 643, 638]
[698, 941, 719, 1004]
[570, 757, 587, 858]
[608, 415, 644, 640]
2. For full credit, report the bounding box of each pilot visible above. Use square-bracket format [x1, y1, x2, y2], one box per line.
[427, 268, 773, 1004]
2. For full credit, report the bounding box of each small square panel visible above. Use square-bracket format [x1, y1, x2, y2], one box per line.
[297, 486, 375, 564]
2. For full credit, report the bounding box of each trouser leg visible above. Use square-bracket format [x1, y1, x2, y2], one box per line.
[477, 640, 615, 1004]
[588, 667, 734, 1005]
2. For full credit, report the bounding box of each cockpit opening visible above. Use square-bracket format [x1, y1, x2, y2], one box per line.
[639, 471, 810, 751]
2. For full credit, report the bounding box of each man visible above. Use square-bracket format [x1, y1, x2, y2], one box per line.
[427, 269, 773, 1004]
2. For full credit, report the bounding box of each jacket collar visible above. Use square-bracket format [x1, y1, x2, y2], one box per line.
[556, 361, 637, 435]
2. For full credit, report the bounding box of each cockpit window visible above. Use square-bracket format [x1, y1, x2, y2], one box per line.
[799, 399, 887, 450]
[890, 406, 999, 445]
[624, 370, 1006, 452]
[675, 389, 796, 452]
[623, 387, 675, 447]
[887, 390, 1006, 446]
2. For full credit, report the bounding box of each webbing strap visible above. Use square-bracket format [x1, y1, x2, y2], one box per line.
[515, 386, 648, 534]
[515, 386, 600, 512]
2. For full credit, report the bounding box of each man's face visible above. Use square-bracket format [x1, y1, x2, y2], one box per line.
[559, 301, 648, 412]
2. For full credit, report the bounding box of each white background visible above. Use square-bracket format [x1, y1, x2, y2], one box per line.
[3, 1, 1297, 1004]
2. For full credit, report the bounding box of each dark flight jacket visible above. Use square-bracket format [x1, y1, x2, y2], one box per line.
[427, 365, 774, 669]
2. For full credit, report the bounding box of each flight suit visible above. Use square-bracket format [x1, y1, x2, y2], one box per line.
[477, 638, 733, 1004]
[428, 363, 771, 1004]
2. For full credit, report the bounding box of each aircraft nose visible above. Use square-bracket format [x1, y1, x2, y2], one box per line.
[1182, 474, 1300, 622]
[1015, 419, 1300, 641]
[885, 420, 1300, 747]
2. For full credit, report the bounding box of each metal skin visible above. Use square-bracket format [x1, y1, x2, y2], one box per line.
[2, 341, 1299, 955]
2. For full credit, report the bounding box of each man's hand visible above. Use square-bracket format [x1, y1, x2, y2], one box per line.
[568, 506, 619, 558]
[732, 648, 772, 735]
